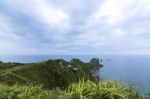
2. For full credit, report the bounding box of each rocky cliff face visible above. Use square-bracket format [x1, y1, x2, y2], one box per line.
[89, 58, 103, 71]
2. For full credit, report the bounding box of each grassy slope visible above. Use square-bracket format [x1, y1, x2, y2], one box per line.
[0, 62, 23, 73]
[0, 80, 141, 99]
[0, 58, 142, 99]
[0, 58, 101, 88]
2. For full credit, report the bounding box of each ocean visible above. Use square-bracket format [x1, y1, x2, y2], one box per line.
[0, 55, 150, 92]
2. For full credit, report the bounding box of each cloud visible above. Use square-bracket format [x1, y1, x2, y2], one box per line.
[1, 0, 70, 30]
[74, 0, 150, 54]
[0, 0, 150, 55]
[0, 13, 22, 45]
[0, 0, 71, 55]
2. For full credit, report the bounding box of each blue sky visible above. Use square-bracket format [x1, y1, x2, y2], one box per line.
[0, 0, 150, 55]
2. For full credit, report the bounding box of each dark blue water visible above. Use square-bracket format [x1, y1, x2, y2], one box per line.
[0, 55, 150, 92]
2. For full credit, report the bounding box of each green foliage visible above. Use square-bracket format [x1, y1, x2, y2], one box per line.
[0, 58, 142, 99]
[64, 80, 141, 99]
[0, 84, 63, 99]
[0, 80, 141, 99]
[0, 59, 98, 88]
[0, 62, 22, 72]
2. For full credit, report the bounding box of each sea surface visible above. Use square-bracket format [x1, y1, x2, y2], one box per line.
[0, 55, 150, 92]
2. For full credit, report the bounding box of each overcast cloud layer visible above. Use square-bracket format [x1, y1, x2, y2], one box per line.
[0, 0, 150, 55]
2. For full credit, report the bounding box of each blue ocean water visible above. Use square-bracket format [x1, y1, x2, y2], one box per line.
[99, 55, 150, 93]
[0, 55, 150, 92]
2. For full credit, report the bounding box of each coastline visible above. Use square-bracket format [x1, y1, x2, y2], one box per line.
[0, 58, 143, 99]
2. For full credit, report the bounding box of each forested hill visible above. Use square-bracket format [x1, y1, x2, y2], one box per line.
[0, 58, 142, 99]
[0, 58, 102, 88]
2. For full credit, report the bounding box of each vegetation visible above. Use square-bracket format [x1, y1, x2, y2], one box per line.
[0, 80, 141, 99]
[0, 58, 102, 88]
[0, 58, 142, 99]
[64, 80, 141, 99]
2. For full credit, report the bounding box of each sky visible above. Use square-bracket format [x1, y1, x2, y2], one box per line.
[0, 0, 150, 55]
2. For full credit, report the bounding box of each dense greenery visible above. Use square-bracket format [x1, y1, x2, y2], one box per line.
[0, 58, 101, 88]
[0, 80, 141, 99]
[64, 80, 141, 99]
[0, 58, 143, 99]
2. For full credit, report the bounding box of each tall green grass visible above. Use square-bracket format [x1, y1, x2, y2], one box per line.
[64, 80, 141, 99]
[0, 80, 141, 99]
[0, 84, 66, 99]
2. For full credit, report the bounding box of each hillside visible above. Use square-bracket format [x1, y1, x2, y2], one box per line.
[0, 58, 143, 99]
[0, 58, 102, 88]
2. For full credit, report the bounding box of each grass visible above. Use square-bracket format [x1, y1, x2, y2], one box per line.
[0, 84, 62, 99]
[0, 59, 97, 88]
[0, 58, 143, 99]
[0, 80, 141, 99]
[64, 80, 141, 99]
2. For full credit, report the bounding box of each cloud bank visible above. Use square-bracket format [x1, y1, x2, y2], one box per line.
[0, 0, 150, 55]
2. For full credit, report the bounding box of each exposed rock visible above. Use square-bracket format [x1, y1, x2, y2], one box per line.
[68, 65, 72, 68]
[72, 68, 78, 71]
[89, 58, 103, 71]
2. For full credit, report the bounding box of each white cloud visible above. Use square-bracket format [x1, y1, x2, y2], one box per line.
[69, 0, 150, 54]
[0, 0, 150, 55]
[0, 0, 72, 54]
[89, 0, 150, 26]
[89, 0, 135, 25]
[0, 14, 22, 42]
[4, 0, 70, 30]
[141, 0, 150, 11]
[111, 28, 126, 39]
[32, 0, 70, 27]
